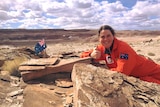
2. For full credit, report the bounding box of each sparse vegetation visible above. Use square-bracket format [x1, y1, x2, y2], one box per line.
[2, 56, 28, 77]
[156, 58, 160, 62]
[147, 52, 155, 56]
[137, 49, 141, 52]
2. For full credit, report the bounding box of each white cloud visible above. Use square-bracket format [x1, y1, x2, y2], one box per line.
[129, 1, 160, 18]
[0, 10, 11, 20]
[116, 0, 160, 30]
[18, 18, 39, 28]
[0, 0, 160, 30]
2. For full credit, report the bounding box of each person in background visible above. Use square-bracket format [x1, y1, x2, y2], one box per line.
[80, 25, 160, 84]
[34, 38, 47, 58]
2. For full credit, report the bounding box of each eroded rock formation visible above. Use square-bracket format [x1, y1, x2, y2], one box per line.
[72, 63, 160, 107]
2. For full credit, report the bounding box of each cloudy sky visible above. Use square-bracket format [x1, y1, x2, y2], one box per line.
[0, 0, 160, 30]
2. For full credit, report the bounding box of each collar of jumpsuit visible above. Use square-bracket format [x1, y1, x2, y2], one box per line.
[105, 40, 114, 55]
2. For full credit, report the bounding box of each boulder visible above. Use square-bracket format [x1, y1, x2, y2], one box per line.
[23, 84, 74, 107]
[72, 63, 160, 107]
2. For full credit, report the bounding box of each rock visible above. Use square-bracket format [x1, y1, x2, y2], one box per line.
[10, 76, 21, 87]
[20, 58, 58, 66]
[0, 59, 5, 67]
[64, 95, 73, 107]
[53, 86, 73, 97]
[55, 78, 73, 88]
[0, 75, 24, 107]
[23, 85, 65, 107]
[19, 65, 46, 71]
[20, 57, 91, 82]
[72, 63, 160, 107]
[1, 70, 10, 76]
[0, 72, 11, 82]
[7, 89, 23, 97]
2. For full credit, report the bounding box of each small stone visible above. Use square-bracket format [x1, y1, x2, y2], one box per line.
[55, 78, 73, 88]
[7, 89, 23, 97]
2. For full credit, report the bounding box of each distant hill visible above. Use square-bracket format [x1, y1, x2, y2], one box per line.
[0, 29, 160, 41]
[0, 29, 97, 40]
[117, 30, 160, 37]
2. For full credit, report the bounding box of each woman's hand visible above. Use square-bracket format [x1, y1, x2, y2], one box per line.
[90, 47, 101, 59]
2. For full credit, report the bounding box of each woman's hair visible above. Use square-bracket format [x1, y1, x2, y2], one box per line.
[98, 25, 115, 36]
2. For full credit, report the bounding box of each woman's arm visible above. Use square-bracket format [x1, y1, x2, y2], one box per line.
[80, 50, 93, 58]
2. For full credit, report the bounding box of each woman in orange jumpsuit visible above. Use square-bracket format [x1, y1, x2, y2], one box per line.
[80, 25, 160, 84]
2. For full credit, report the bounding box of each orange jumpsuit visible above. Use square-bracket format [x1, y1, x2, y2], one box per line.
[81, 37, 160, 84]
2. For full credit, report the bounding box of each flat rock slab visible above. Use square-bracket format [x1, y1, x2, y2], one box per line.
[20, 57, 91, 82]
[20, 58, 58, 66]
[23, 85, 64, 107]
[19, 66, 45, 71]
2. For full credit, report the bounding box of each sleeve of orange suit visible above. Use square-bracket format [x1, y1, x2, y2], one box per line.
[111, 44, 137, 76]
[80, 50, 93, 58]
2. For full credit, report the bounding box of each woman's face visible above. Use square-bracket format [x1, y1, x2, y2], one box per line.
[99, 29, 114, 49]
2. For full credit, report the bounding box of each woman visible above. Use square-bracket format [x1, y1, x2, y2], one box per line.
[80, 25, 160, 84]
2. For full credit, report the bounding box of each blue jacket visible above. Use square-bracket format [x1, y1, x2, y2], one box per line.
[34, 42, 47, 54]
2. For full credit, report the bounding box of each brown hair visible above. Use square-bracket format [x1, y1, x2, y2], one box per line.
[98, 25, 115, 36]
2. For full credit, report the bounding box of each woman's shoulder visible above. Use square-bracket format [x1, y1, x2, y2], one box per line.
[115, 38, 131, 47]
[114, 38, 136, 53]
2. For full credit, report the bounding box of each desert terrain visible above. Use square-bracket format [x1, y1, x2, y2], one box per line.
[0, 29, 160, 107]
[1, 29, 160, 62]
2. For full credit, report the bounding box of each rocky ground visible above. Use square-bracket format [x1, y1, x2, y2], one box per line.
[0, 30, 160, 107]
